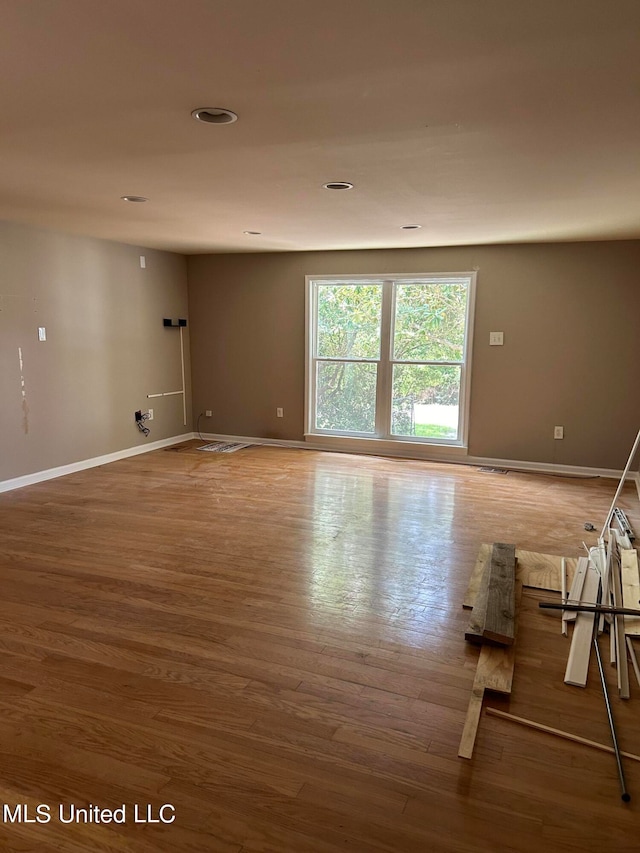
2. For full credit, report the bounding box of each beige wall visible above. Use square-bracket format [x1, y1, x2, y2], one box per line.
[1, 221, 190, 483]
[188, 241, 640, 470]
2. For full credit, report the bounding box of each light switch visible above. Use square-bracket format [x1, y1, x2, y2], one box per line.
[38, 327, 46, 341]
[489, 331, 504, 346]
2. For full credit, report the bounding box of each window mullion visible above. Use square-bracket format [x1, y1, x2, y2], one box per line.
[375, 280, 394, 437]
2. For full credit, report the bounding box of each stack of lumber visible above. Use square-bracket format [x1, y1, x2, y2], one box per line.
[465, 543, 516, 646]
[459, 543, 518, 759]
[459, 539, 640, 760]
[563, 532, 639, 697]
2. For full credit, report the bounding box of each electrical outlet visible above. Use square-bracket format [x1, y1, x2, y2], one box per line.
[205, 410, 212, 417]
[38, 327, 47, 341]
[554, 426, 564, 440]
[276, 408, 284, 418]
[147, 408, 154, 421]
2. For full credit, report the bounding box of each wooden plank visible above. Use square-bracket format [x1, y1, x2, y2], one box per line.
[609, 622, 617, 666]
[485, 708, 640, 763]
[563, 556, 589, 625]
[458, 687, 484, 759]
[459, 581, 522, 759]
[597, 538, 610, 634]
[465, 555, 492, 644]
[467, 546, 579, 606]
[478, 580, 522, 694]
[564, 566, 600, 688]
[610, 542, 630, 698]
[515, 549, 576, 592]
[621, 548, 640, 635]
[463, 543, 490, 609]
[481, 543, 516, 646]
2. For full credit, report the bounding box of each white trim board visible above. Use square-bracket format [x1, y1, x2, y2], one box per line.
[198, 432, 629, 480]
[2, 432, 635, 494]
[0, 433, 194, 494]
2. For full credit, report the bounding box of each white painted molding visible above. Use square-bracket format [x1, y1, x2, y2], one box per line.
[0, 433, 195, 494]
[198, 432, 629, 480]
[3, 431, 636, 494]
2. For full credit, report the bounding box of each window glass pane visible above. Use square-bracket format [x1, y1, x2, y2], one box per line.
[317, 284, 382, 359]
[316, 361, 377, 433]
[391, 364, 460, 439]
[393, 281, 467, 362]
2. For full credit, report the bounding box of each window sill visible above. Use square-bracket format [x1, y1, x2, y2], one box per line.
[303, 433, 468, 462]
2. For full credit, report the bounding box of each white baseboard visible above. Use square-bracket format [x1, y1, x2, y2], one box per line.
[198, 432, 628, 480]
[0, 433, 195, 494]
[4, 431, 636, 495]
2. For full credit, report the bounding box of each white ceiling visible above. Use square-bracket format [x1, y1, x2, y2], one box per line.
[2, 0, 640, 254]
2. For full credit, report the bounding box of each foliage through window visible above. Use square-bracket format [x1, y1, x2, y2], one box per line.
[307, 274, 475, 445]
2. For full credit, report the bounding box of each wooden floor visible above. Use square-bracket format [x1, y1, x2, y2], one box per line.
[0, 441, 639, 852]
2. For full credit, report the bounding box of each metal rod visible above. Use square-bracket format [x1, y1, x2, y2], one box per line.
[179, 326, 187, 426]
[561, 557, 567, 637]
[539, 603, 640, 617]
[593, 632, 630, 802]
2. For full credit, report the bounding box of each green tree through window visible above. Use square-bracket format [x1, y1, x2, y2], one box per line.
[308, 275, 475, 444]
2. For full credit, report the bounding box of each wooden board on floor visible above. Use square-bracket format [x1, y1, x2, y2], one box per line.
[518, 550, 578, 593]
[458, 687, 484, 760]
[465, 543, 516, 645]
[621, 548, 640, 636]
[464, 546, 577, 608]
[482, 543, 516, 646]
[465, 554, 492, 643]
[463, 544, 490, 609]
[563, 556, 589, 625]
[478, 584, 521, 694]
[564, 566, 600, 688]
[459, 581, 522, 759]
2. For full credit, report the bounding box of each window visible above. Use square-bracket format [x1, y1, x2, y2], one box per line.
[306, 273, 476, 446]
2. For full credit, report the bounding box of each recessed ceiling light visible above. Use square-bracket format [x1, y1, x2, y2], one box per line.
[243, 230, 262, 235]
[121, 196, 148, 203]
[401, 224, 422, 230]
[191, 107, 238, 124]
[323, 181, 354, 190]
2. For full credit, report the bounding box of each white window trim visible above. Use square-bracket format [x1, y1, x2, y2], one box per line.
[305, 272, 477, 449]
